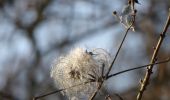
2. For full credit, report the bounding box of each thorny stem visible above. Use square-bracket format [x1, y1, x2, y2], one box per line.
[137, 9, 170, 100]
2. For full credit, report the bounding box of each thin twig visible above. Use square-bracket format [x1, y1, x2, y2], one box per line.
[106, 58, 170, 79]
[33, 81, 91, 100]
[106, 0, 137, 78]
[105, 20, 134, 78]
[89, 19, 133, 100]
[114, 93, 124, 100]
[89, 82, 103, 100]
[137, 9, 170, 100]
[89, 2, 137, 99]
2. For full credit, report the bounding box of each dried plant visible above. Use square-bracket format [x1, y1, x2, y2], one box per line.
[1, 0, 170, 100]
[33, 1, 170, 100]
[51, 48, 111, 99]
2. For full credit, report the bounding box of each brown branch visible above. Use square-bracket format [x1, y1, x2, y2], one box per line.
[89, 82, 103, 100]
[106, 58, 170, 79]
[33, 81, 91, 100]
[137, 9, 170, 100]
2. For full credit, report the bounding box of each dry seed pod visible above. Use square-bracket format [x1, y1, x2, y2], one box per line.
[125, 14, 135, 31]
[121, 4, 132, 17]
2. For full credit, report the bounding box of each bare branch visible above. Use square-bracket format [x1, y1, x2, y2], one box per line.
[106, 58, 170, 79]
[33, 81, 91, 100]
[89, 82, 103, 100]
[137, 9, 170, 100]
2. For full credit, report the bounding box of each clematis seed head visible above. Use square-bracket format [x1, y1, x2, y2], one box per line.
[51, 47, 110, 99]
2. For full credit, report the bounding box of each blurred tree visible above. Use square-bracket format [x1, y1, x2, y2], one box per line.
[0, 0, 169, 100]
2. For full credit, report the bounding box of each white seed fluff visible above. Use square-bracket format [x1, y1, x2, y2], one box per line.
[51, 47, 110, 99]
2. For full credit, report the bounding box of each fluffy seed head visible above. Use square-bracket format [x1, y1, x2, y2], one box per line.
[51, 47, 110, 99]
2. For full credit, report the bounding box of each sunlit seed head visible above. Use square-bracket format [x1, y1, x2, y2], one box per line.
[51, 47, 110, 99]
